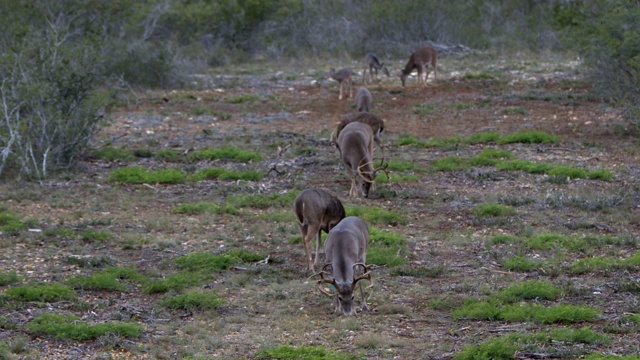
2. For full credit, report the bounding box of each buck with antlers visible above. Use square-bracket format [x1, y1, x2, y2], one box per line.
[294, 189, 346, 272]
[362, 53, 390, 84]
[331, 112, 386, 162]
[336, 121, 388, 198]
[400, 46, 437, 87]
[316, 216, 372, 316]
[328, 67, 353, 100]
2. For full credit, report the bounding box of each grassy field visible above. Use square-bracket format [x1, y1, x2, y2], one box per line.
[1, 52, 639, 359]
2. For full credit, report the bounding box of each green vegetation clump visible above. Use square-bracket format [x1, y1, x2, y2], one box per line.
[66, 267, 147, 291]
[108, 166, 186, 184]
[26, 313, 141, 340]
[0, 271, 22, 287]
[367, 247, 406, 267]
[0, 206, 25, 235]
[347, 206, 406, 225]
[4, 284, 76, 302]
[159, 289, 225, 311]
[472, 204, 516, 217]
[570, 251, 640, 274]
[192, 167, 263, 181]
[390, 266, 446, 278]
[400, 130, 558, 149]
[501, 256, 544, 272]
[230, 191, 297, 208]
[255, 345, 356, 360]
[187, 146, 262, 162]
[155, 149, 180, 162]
[144, 273, 207, 294]
[175, 252, 240, 273]
[453, 300, 599, 324]
[92, 146, 135, 161]
[495, 280, 562, 303]
[80, 230, 112, 242]
[226, 94, 260, 103]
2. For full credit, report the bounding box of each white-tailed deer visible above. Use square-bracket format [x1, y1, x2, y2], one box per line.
[336, 122, 388, 198]
[316, 216, 372, 316]
[362, 53, 390, 84]
[400, 46, 437, 87]
[294, 189, 346, 272]
[330, 112, 385, 162]
[328, 67, 353, 100]
[355, 87, 372, 112]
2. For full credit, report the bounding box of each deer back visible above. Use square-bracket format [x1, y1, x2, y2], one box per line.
[324, 216, 369, 285]
[294, 189, 346, 232]
[355, 87, 372, 112]
[329, 67, 353, 82]
[335, 113, 384, 143]
[337, 122, 374, 174]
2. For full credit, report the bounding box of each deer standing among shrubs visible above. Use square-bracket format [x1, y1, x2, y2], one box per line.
[400, 46, 437, 87]
[328, 67, 353, 100]
[294, 189, 346, 272]
[355, 87, 372, 112]
[362, 53, 390, 84]
[331, 112, 385, 162]
[336, 122, 388, 198]
[316, 216, 372, 316]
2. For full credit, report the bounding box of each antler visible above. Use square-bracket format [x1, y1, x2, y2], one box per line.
[372, 161, 390, 181]
[316, 263, 338, 297]
[351, 263, 374, 301]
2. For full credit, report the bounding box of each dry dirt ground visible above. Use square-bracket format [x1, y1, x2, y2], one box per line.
[1, 53, 640, 359]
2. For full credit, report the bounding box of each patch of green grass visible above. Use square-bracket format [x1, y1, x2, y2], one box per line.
[367, 247, 406, 267]
[501, 256, 544, 272]
[453, 300, 599, 324]
[384, 160, 417, 172]
[569, 251, 640, 274]
[191, 167, 263, 181]
[26, 313, 141, 340]
[472, 204, 516, 217]
[80, 230, 112, 242]
[230, 191, 297, 208]
[586, 169, 615, 181]
[584, 355, 640, 360]
[369, 228, 407, 247]
[490, 234, 519, 244]
[432, 156, 468, 171]
[67, 272, 126, 291]
[158, 289, 225, 311]
[108, 166, 186, 184]
[172, 202, 240, 215]
[187, 146, 262, 162]
[175, 252, 240, 273]
[464, 72, 494, 80]
[347, 206, 406, 225]
[497, 130, 559, 144]
[524, 233, 567, 250]
[64, 255, 115, 268]
[495, 280, 562, 303]
[225, 93, 260, 103]
[92, 146, 135, 161]
[0, 271, 22, 287]
[375, 173, 420, 183]
[189, 105, 211, 116]
[4, 284, 76, 302]
[454, 336, 518, 360]
[226, 249, 266, 263]
[144, 272, 208, 294]
[400, 130, 558, 149]
[255, 345, 356, 360]
[155, 149, 180, 162]
[0, 206, 26, 235]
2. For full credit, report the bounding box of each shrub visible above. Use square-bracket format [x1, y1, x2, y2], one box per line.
[108, 167, 186, 184]
[496, 280, 562, 303]
[0, 207, 25, 235]
[5, 284, 76, 302]
[159, 289, 225, 311]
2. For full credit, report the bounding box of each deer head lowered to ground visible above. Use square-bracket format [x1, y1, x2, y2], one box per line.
[363, 53, 390, 84]
[400, 46, 437, 87]
[330, 112, 385, 161]
[294, 189, 346, 272]
[328, 67, 353, 100]
[336, 121, 389, 198]
[315, 216, 372, 316]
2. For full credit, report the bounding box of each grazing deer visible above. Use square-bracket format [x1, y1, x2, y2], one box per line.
[316, 216, 372, 316]
[362, 53, 390, 84]
[336, 122, 388, 198]
[294, 189, 346, 272]
[330, 112, 385, 162]
[328, 67, 353, 100]
[400, 46, 437, 87]
[355, 87, 372, 112]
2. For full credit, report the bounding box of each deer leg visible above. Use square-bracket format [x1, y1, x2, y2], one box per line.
[313, 230, 322, 267]
[303, 226, 316, 271]
[338, 82, 343, 100]
[359, 281, 368, 311]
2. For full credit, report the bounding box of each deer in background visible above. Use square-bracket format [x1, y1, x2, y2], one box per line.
[336, 122, 388, 198]
[316, 216, 372, 316]
[330, 112, 385, 162]
[362, 53, 390, 84]
[355, 87, 372, 112]
[328, 67, 353, 100]
[294, 189, 346, 272]
[400, 46, 437, 87]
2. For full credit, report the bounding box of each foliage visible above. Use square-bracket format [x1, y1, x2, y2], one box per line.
[0, 206, 25, 235]
[453, 300, 599, 324]
[26, 313, 141, 340]
[347, 206, 406, 225]
[495, 280, 562, 303]
[108, 166, 186, 184]
[4, 284, 76, 302]
[174, 252, 240, 273]
[0, 271, 21, 287]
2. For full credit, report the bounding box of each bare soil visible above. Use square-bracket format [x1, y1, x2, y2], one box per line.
[1, 53, 640, 359]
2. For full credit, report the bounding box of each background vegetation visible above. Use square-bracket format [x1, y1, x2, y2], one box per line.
[1, 0, 639, 179]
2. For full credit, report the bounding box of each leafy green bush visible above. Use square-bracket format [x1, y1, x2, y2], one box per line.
[26, 313, 141, 340]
